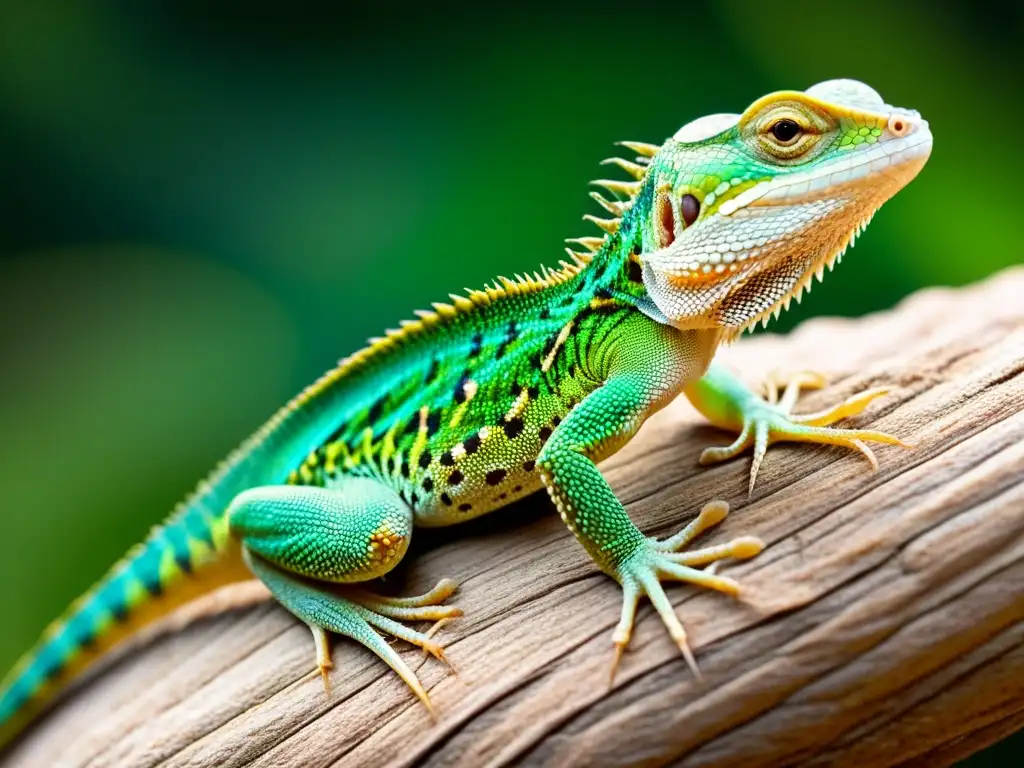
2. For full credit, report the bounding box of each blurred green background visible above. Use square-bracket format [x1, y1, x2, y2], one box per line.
[0, 1, 1020, 761]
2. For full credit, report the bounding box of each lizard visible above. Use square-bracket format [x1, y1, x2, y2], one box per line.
[0, 78, 932, 748]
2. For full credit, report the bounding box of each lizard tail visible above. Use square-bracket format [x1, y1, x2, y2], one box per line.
[0, 504, 251, 752]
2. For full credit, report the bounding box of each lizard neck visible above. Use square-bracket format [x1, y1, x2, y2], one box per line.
[571, 212, 669, 326]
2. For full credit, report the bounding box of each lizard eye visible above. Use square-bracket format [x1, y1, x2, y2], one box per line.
[769, 119, 801, 145]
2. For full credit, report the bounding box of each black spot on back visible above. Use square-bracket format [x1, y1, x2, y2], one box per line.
[486, 469, 507, 486]
[44, 661, 64, 682]
[454, 371, 471, 404]
[173, 548, 193, 575]
[469, 332, 483, 358]
[426, 410, 441, 435]
[425, 358, 440, 384]
[110, 599, 129, 622]
[140, 574, 163, 598]
[464, 434, 481, 454]
[449, 469, 464, 485]
[504, 417, 524, 439]
[496, 322, 517, 359]
[368, 396, 386, 424]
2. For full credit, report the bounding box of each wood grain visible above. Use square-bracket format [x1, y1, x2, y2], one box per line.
[6, 268, 1023, 768]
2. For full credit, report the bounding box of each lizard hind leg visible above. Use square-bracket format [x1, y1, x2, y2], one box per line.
[228, 480, 461, 716]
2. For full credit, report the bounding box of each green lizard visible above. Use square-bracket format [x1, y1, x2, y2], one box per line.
[0, 78, 932, 746]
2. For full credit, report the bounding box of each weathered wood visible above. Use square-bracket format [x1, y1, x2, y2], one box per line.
[7, 268, 1023, 768]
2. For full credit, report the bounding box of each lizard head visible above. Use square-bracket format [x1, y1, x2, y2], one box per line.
[597, 79, 932, 338]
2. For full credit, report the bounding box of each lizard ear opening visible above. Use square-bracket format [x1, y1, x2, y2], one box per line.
[654, 192, 675, 248]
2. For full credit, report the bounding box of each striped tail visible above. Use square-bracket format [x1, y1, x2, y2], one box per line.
[0, 499, 252, 751]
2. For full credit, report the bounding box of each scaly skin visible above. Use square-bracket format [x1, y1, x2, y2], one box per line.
[0, 79, 932, 747]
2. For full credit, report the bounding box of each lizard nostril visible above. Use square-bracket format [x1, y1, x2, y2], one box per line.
[887, 115, 911, 137]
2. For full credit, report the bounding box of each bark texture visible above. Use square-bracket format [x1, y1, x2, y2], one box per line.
[7, 267, 1024, 768]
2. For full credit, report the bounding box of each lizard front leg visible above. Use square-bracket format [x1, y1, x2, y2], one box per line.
[227, 478, 460, 715]
[537, 360, 763, 682]
[685, 362, 909, 494]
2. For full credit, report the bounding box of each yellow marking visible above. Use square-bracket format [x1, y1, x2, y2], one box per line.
[210, 515, 232, 551]
[325, 441, 343, 463]
[187, 538, 216, 571]
[409, 405, 430, 468]
[588, 297, 620, 311]
[380, 423, 399, 474]
[299, 464, 314, 483]
[505, 387, 530, 421]
[368, 528, 405, 565]
[158, 548, 180, 585]
[542, 321, 575, 373]
[741, 88, 896, 128]
[448, 380, 478, 431]
[359, 427, 375, 467]
[124, 578, 148, 610]
[449, 404, 468, 430]
[326, 440, 355, 472]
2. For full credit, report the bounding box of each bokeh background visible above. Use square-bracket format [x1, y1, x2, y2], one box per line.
[1, 1, 1020, 761]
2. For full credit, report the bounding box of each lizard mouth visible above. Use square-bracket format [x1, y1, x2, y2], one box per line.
[643, 117, 933, 339]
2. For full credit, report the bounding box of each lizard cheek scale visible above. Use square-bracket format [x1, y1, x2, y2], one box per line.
[0, 78, 931, 740]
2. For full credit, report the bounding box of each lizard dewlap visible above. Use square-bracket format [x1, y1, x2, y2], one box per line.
[0, 79, 931, 748]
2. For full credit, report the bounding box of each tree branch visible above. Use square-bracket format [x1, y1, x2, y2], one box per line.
[8, 267, 1024, 768]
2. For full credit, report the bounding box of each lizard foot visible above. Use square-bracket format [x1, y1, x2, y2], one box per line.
[347, 579, 462, 674]
[699, 370, 909, 494]
[609, 500, 763, 684]
[245, 550, 460, 718]
[323, 578, 463, 701]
